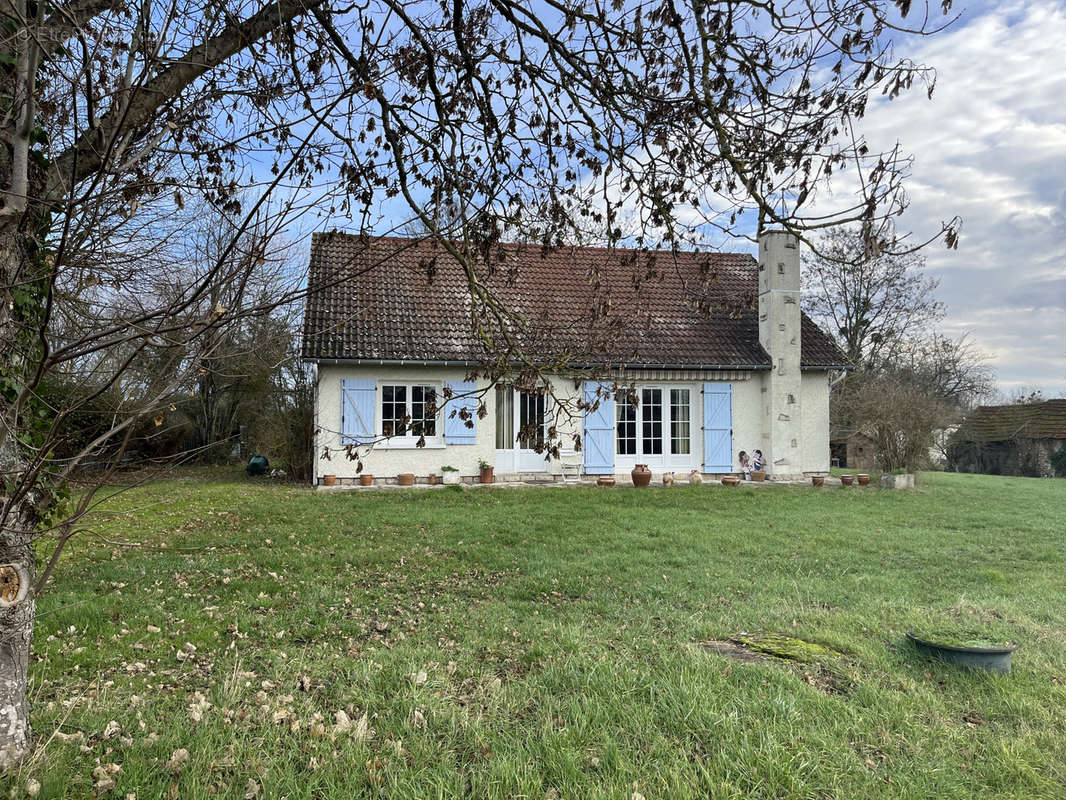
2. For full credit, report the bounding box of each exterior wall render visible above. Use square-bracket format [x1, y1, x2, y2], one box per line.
[312, 365, 812, 483]
[800, 372, 831, 474]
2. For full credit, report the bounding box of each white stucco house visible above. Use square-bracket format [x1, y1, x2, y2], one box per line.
[301, 231, 847, 485]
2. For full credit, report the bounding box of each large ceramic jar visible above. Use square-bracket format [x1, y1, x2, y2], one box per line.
[631, 464, 652, 488]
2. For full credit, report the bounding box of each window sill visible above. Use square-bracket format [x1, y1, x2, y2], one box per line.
[374, 438, 446, 450]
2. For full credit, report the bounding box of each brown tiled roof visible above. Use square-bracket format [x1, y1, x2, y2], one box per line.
[301, 233, 847, 370]
[959, 400, 1066, 442]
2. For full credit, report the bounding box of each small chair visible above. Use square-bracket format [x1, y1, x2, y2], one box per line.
[559, 450, 583, 483]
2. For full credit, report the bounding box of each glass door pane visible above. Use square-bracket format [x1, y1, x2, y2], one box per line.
[670, 389, 690, 455]
[495, 386, 514, 449]
[616, 396, 637, 455]
[641, 388, 663, 455]
[518, 392, 545, 449]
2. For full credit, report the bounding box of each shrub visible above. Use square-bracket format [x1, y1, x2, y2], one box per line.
[1051, 445, 1066, 478]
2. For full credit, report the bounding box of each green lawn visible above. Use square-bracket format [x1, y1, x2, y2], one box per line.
[9, 472, 1066, 798]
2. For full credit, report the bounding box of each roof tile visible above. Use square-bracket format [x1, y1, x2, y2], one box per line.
[960, 400, 1066, 441]
[301, 234, 847, 370]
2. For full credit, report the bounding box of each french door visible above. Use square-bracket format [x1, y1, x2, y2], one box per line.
[615, 386, 695, 471]
[495, 387, 549, 472]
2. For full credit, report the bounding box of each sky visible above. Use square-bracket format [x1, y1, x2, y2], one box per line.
[854, 0, 1066, 399]
[294, 0, 1066, 399]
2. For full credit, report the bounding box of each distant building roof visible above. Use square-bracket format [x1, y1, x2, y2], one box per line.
[959, 399, 1066, 442]
[301, 233, 847, 370]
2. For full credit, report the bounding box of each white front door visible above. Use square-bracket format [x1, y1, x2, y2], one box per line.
[495, 388, 549, 473]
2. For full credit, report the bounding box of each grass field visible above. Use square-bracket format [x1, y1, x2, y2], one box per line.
[7, 471, 1066, 798]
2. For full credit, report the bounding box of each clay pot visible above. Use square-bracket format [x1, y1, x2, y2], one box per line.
[322, 474, 337, 487]
[631, 464, 652, 488]
[857, 474, 871, 486]
[479, 466, 494, 484]
[721, 476, 741, 487]
[397, 473, 415, 486]
[751, 470, 766, 482]
[358, 474, 373, 486]
[811, 476, 825, 487]
[428, 474, 438, 486]
[840, 475, 855, 486]
[597, 476, 616, 487]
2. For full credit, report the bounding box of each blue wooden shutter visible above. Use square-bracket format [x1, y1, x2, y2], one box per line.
[582, 382, 615, 475]
[702, 382, 733, 473]
[341, 379, 375, 444]
[444, 381, 477, 444]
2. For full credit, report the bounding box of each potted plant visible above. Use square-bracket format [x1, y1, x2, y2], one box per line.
[839, 474, 855, 486]
[322, 474, 337, 487]
[630, 463, 652, 487]
[397, 473, 415, 486]
[856, 473, 871, 486]
[441, 465, 461, 485]
[359, 474, 374, 487]
[478, 460, 494, 484]
[906, 631, 1018, 674]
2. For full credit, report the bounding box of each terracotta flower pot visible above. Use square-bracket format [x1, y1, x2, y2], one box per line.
[597, 476, 616, 487]
[721, 476, 741, 487]
[811, 476, 825, 487]
[322, 474, 337, 487]
[857, 474, 871, 486]
[428, 474, 438, 486]
[359, 474, 373, 486]
[397, 473, 415, 486]
[840, 475, 855, 486]
[631, 464, 652, 488]
[479, 466, 494, 484]
[751, 470, 766, 482]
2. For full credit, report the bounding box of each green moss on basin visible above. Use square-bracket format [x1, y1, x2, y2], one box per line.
[910, 631, 1014, 651]
[730, 631, 842, 663]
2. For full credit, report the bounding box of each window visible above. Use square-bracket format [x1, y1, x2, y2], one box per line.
[671, 389, 690, 455]
[382, 384, 437, 438]
[616, 395, 637, 455]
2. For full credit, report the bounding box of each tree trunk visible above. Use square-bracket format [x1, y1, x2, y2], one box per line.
[0, 524, 33, 771]
[0, 200, 46, 773]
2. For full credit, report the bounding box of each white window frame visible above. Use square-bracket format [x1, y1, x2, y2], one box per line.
[615, 384, 695, 468]
[376, 382, 445, 449]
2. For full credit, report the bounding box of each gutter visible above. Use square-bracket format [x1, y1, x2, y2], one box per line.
[307, 357, 772, 371]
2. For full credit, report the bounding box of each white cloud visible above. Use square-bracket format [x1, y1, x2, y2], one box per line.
[854, 0, 1066, 396]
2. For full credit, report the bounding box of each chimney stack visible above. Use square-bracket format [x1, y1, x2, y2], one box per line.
[758, 231, 803, 478]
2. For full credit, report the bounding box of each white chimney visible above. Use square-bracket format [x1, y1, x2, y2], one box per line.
[758, 230, 803, 478]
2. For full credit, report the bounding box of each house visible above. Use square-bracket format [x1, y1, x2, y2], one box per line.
[301, 231, 847, 485]
[829, 431, 878, 471]
[949, 399, 1066, 477]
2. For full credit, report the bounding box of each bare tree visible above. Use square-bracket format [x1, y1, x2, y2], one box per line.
[0, 0, 960, 767]
[802, 225, 945, 367]
[892, 334, 995, 411]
